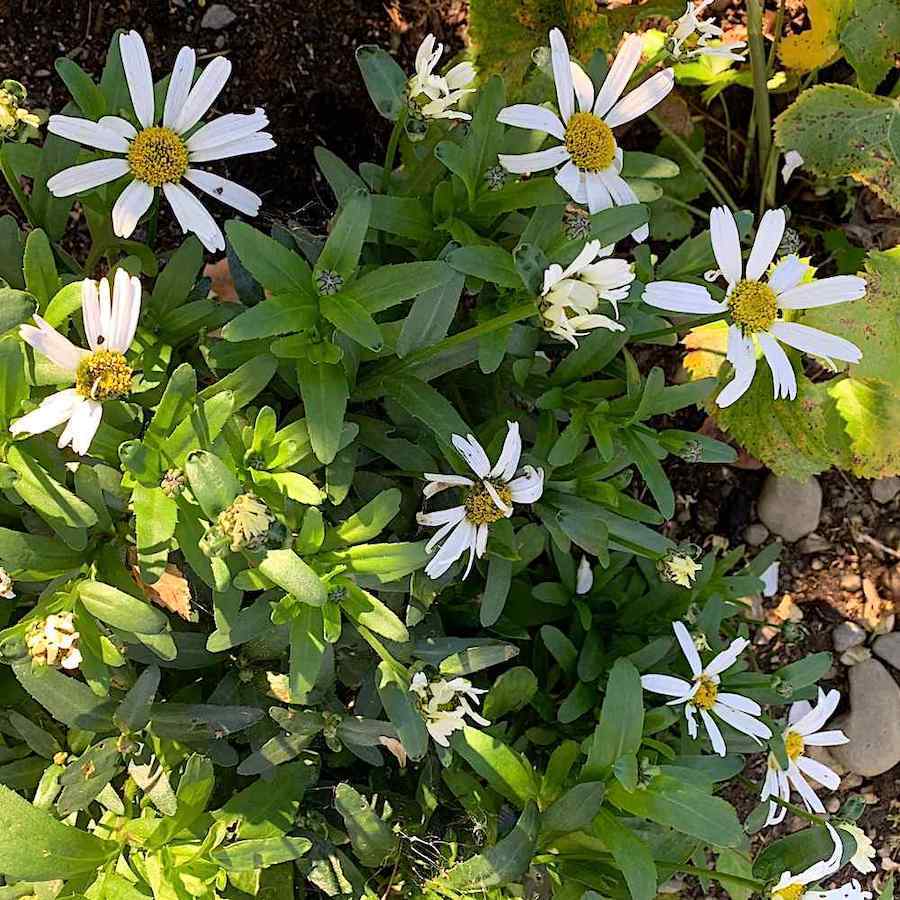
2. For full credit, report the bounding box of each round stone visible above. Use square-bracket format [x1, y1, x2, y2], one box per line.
[757, 474, 822, 542]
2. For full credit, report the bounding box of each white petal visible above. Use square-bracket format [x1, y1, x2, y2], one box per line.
[709, 206, 743, 286]
[10, 389, 80, 438]
[796, 755, 841, 790]
[97, 115, 137, 139]
[187, 132, 275, 163]
[549, 28, 575, 124]
[699, 708, 727, 756]
[19, 315, 86, 372]
[761, 561, 780, 597]
[793, 688, 840, 736]
[426, 517, 476, 579]
[713, 703, 771, 741]
[796, 823, 843, 884]
[498, 144, 569, 174]
[576, 556, 593, 594]
[781, 150, 804, 183]
[642, 281, 726, 314]
[60, 398, 103, 456]
[555, 160, 587, 203]
[746, 209, 786, 281]
[110, 270, 141, 353]
[46, 159, 130, 197]
[111, 178, 154, 239]
[586, 171, 613, 215]
[163, 46, 196, 129]
[496, 104, 565, 139]
[716, 326, 757, 408]
[758, 331, 797, 401]
[422, 473, 474, 498]
[787, 764, 826, 814]
[48, 115, 130, 152]
[483, 480, 513, 516]
[684, 704, 698, 738]
[604, 69, 674, 128]
[716, 692, 762, 715]
[184, 169, 262, 217]
[81, 280, 101, 351]
[803, 729, 848, 747]
[417, 506, 466, 528]
[776, 275, 867, 309]
[162, 182, 225, 253]
[598, 170, 648, 241]
[119, 31, 156, 129]
[452, 433, 491, 478]
[475, 523, 489, 559]
[769, 322, 861, 364]
[186, 108, 270, 153]
[174, 56, 232, 134]
[789, 699, 812, 727]
[445, 62, 476, 90]
[490, 421, 522, 481]
[640, 673, 691, 697]
[768, 255, 809, 296]
[423, 516, 460, 553]
[705, 636, 749, 676]
[559, 239, 604, 283]
[98, 276, 112, 340]
[594, 33, 643, 119]
[507, 466, 543, 503]
[570, 61, 595, 113]
[673, 620, 702, 676]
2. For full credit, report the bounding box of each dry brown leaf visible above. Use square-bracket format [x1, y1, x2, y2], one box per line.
[132, 562, 196, 622]
[379, 735, 408, 768]
[861, 576, 896, 633]
[204, 258, 239, 303]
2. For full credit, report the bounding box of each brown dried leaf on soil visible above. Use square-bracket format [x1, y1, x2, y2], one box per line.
[132, 562, 196, 622]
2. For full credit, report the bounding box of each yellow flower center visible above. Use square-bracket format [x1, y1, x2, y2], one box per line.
[772, 883, 805, 900]
[564, 112, 616, 172]
[75, 350, 132, 401]
[464, 482, 513, 526]
[728, 279, 778, 333]
[785, 729, 805, 761]
[692, 675, 718, 710]
[127, 127, 189, 187]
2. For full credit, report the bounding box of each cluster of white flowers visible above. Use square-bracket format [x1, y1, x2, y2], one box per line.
[26, 612, 82, 671]
[408, 35, 477, 121]
[410, 672, 489, 746]
[670, 0, 747, 61]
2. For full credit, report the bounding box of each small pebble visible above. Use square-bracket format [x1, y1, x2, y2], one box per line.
[825, 797, 841, 813]
[201, 3, 237, 29]
[833, 621, 867, 653]
[841, 773, 864, 790]
[841, 645, 872, 666]
[811, 558, 824, 571]
[840, 573, 862, 591]
[871, 476, 900, 504]
[744, 523, 769, 546]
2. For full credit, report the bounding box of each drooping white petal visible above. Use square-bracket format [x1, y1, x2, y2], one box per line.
[713, 703, 771, 741]
[795, 823, 843, 885]
[716, 325, 757, 408]
[598, 170, 648, 241]
[640, 673, 692, 698]
[162, 182, 226, 253]
[796, 755, 841, 790]
[776, 275, 867, 309]
[642, 281, 727, 314]
[111, 178, 154, 239]
[709, 206, 743, 286]
[111, 271, 141, 353]
[184, 169, 262, 217]
[585, 170, 613, 215]
[48, 114, 130, 152]
[185, 108, 270, 153]
[452, 433, 491, 478]
[548, 28, 575, 124]
[705, 636, 749, 676]
[673, 620, 702, 676]
[490, 421, 522, 481]
[603, 69, 674, 128]
[787, 764, 826, 813]
[716, 692, 762, 715]
[593, 33, 643, 119]
[59, 397, 103, 456]
[423, 514, 462, 553]
[769, 322, 862, 364]
[768, 255, 809, 296]
[484, 480, 513, 516]
[46, 159, 130, 197]
[789, 699, 813, 727]
[422, 473, 474, 498]
[119, 31, 156, 129]
[570, 61, 595, 113]
[699, 708, 727, 756]
[745, 208, 786, 281]
[793, 688, 840, 736]
[758, 331, 797, 401]
[557, 240, 604, 284]
[19, 315, 86, 372]
[497, 145, 569, 174]
[187, 132, 276, 163]
[445, 62, 476, 91]
[163, 46, 197, 129]
[684, 704, 698, 738]
[496, 104, 565, 139]
[81, 279, 101, 351]
[507, 466, 544, 503]
[10, 389, 81, 438]
[174, 56, 232, 134]
[417, 506, 466, 528]
[555, 160, 587, 203]
[803, 730, 849, 747]
[425, 517, 477, 579]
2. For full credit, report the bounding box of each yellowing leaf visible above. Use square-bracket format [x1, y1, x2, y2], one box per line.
[779, 0, 855, 72]
[682, 320, 729, 380]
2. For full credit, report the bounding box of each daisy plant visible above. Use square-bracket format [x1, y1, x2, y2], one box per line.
[641, 620, 772, 755]
[643, 206, 866, 406]
[408, 34, 477, 124]
[46, 30, 274, 251]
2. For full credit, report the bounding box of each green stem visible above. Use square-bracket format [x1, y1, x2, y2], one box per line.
[0, 148, 35, 226]
[145, 192, 160, 249]
[658, 861, 764, 891]
[628, 48, 669, 88]
[381, 108, 407, 196]
[633, 311, 727, 342]
[737, 774, 826, 825]
[662, 195, 710, 219]
[747, 0, 774, 209]
[648, 112, 738, 212]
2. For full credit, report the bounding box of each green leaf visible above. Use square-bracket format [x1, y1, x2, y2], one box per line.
[133, 484, 177, 583]
[0, 526, 81, 580]
[212, 836, 313, 871]
[184, 449, 240, 520]
[334, 783, 398, 866]
[199, 353, 279, 410]
[0, 288, 36, 333]
[13, 659, 116, 731]
[451, 726, 538, 808]
[149, 236, 203, 316]
[289, 605, 327, 702]
[340, 582, 409, 643]
[320, 294, 383, 351]
[23, 229, 58, 309]
[347, 261, 453, 313]
[481, 557, 513, 627]
[376, 661, 428, 762]
[225, 221, 314, 294]
[593, 809, 657, 900]
[717, 848, 755, 900]
[584, 659, 644, 778]
[54, 58, 105, 118]
[114, 664, 160, 733]
[324, 489, 401, 548]
[840, 0, 900, 92]
[369, 196, 433, 240]
[540, 782, 605, 839]
[753, 826, 837, 881]
[146, 754, 215, 850]
[355, 45, 408, 120]
[316, 188, 371, 280]
[620, 152, 679, 179]
[0, 336, 28, 425]
[260, 549, 327, 606]
[79, 580, 170, 634]
[483, 666, 538, 719]
[447, 245, 523, 288]
[296, 358, 349, 464]
[314, 146, 367, 204]
[0, 784, 116, 880]
[222, 293, 319, 341]
[397, 268, 464, 357]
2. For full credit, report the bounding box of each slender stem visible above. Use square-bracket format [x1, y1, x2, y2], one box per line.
[145, 192, 160, 249]
[628, 47, 669, 88]
[737, 774, 826, 825]
[0, 149, 35, 226]
[767, 0, 786, 77]
[658, 861, 764, 891]
[633, 311, 727, 342]
[747, 0, 774, 209]
[381, 108, 407, 196]
[649, 112, 738, 212]
[662, 195, 710, 219]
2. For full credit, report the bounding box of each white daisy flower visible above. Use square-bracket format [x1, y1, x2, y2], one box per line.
[541, 239, 633, 346]
[839, 823, 876, 876]
[11, 270, 141, 456]
[576, 555, 593, 594]
[761, 689, 849, 826]
[496, 29, 674, 241]
[671, 1, 747, 61]
[417, 421, 544, 579]
[46, 31, 274, 252]
[0, 567, 14, 600]
[408, 34, 476, 121]
[770, 823, 872, 900]
[641, 620, 772, 756]
[642, 206, 866, 407]
[410, 672, 489, 746]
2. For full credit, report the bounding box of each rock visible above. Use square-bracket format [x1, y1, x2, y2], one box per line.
[833, 621, 867, 653]
[840, 573, 862, 591]
[201, 4, 236, 29]
[826, 797, 841, 813]
[797, 533, 830, 554]
[831, 659, 900, 777]
[757, 474, 822, 542]
[871, 476, 900, 504]
[744, 523, 769, 546]
[840, 645, 872, 666]
[873, 633, 900, 670]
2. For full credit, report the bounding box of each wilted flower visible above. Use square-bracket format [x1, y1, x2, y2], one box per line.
[410, 672, 489, 746]
[408, 34, 476, 122]
[657, 545, 702, 588]
[160, 468, 187, 497]
[0, 79, 41, 141]
[26, 613, 82, 670]
[216, 492, 276, 553]
[839, 823, 876, 875]
[0, 567, 14, 599]
[669, 1, 747, 61]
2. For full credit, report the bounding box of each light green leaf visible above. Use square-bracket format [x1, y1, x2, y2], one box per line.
[334, 783, 398, 866]
[355, 46, 407, 120]
[259, 549, 327, 606]
[297, 358, 349, 464]
[451, 726, 538, 808]
[840, 0, 900, 92]
[79, 580, 169, 634]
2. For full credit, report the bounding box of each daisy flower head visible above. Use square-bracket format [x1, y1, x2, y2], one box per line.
[641, 621, 772, 756]
[496, 29, 674, 241]
[657, 543, 703, 588]
[670, 0, 747, 61]
[540, 239, 633, 346]
[417, 421, 544, 579]
[0, 567, 14, 600]
[642, 206, 866, 407]
[46, 31, 274, 252]
[761, 688, 849, 826]
[11, 270, 141, 456]
[410, 672, 489, 746]
[408, 34, 476, 123]
[770, 823, 872, 900]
